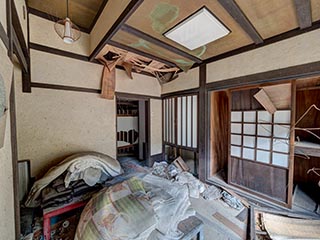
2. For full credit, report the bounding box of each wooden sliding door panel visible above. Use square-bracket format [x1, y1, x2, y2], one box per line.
[227, 83, 294, 206]
[230, 157, 288, 202]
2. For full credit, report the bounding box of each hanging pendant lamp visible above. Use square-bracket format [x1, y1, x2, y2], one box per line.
[54, 0, 80, 44]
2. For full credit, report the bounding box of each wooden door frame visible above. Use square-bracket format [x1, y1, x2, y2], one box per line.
[115, 94, 151, 164]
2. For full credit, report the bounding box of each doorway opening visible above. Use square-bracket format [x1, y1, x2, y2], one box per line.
[116, 97, 149, 163]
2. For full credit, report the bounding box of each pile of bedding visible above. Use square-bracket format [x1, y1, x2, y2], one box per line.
[75, 174, 195, 240]
[25, 152, 123, 208]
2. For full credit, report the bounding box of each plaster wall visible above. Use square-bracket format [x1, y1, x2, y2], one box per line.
[161, 68, 199, 94]
[207, 29, 320, 83]
[150, 99, 162, 155]
[0, 35, 15, 239]
[29, 14, 90, 56]
[0, 0, 6, 31]
[30, 49, 102, 89]
[15, 78, 116, 178]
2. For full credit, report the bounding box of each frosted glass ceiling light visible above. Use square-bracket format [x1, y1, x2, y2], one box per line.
[54, 0, 80, 44]
[164, 7, 230, 50]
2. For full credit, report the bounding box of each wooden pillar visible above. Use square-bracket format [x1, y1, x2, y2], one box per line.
[198, 64, 207, 181]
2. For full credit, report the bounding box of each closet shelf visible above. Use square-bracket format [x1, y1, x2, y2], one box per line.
[295, 141, 320, 158]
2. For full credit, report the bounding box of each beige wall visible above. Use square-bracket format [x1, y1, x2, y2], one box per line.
[0, 1, 6, 31]
[161, 68, 199, 94]
[29, 14, 90, 56]
[90, 0, 130, 53]
[0, 31, 16, 239]
[116, 70, 161, 96]
[15, 79, 116, 177]
[150, 99, 162, 155]
[30, 49, 102, 89]
[207, 29, 320, 83]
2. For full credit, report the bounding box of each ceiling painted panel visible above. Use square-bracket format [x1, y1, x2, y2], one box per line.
[27, 0, 104, 30]
[126, 0, 253, 60]
[235, 0, 299, 39]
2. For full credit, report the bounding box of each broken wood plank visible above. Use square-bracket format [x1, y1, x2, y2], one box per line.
[212, 212, 246, 239]
[254, 89, 277, 114]
[101, 65, 115, 100]
[122, 62, 133, 79]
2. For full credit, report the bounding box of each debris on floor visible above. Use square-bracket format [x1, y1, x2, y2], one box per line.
[221, 191, 243, 210]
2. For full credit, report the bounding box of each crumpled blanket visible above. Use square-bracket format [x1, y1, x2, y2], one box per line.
[175, 172, 206, 198]
[75, 174, 195, 240]
[25, 152, 123, 207]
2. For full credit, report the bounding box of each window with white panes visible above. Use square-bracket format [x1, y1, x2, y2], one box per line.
[230, 110, 291, 168]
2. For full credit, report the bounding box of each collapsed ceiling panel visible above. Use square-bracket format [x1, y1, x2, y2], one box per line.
[98, 44, 180, 84]
[111, 29, 195, 72]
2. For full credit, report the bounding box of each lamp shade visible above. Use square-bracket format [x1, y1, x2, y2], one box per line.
[54, 17, 80, 44]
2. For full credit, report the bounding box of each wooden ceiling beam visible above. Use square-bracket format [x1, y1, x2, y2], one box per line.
[88, 0, 109, 32]
[294, 0, 312, 29]
[217, 0, 263, 44]
[89, 0, 144, 62]
[121, 24, 202, 64]
[108, 40, 177, 67]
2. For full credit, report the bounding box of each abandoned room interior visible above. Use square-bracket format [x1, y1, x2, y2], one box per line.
[1, 0, 320, 239]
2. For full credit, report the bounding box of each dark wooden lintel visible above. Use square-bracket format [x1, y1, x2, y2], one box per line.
[294, 0, 312, 29]
[89, 0, 144, 61]
[30, 82, 162, 99]
[7, 0, 13, 58]
[206, 60, 320, 91]
[108, 40, 176, 67]
[29, 42, 156, 78]
[217, 0, 263, 44]
[121, 24, 202, 64]
[12, 29, 28, 72]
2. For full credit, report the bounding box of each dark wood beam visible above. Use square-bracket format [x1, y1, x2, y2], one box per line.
[30, 42, 92, 62]
[88, 0, 109, 32]
[121, 24, 202, 64]
[217, 0, 263, 44]
[206, 60, 320, 91]
[198, 64, 207, 181]
[89, 0, 144, 61]
[201, 19, 320, 67]
[9, 77, 20, 240]
[0, 22, 9, 49]
[12, 0, 31, 92]
[108, 40, 177, 67]
[27, 7, 90, 33]
[7, 0, 13, 58]
[294, 0, 312, 29]
[29, 42, 155, 77]
[12, 29, 28, 72]
[161, 87, 199, 99]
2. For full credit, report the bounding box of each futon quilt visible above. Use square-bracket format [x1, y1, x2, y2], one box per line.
[75, 174, 195, 240]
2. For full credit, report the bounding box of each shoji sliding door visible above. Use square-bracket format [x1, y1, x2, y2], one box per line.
[163, 94, 198, 150]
